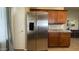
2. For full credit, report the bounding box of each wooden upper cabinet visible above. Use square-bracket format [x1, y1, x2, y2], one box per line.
[48, 10, 67, 24]
[48, 11, 57, 23]
[57, 11, 67, 24]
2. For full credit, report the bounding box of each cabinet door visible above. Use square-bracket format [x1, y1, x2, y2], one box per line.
[48, 32, 59, 47]
[48, 11, 57, 23]
[48, 11, 67, 24]
[59, 33, 70, 47]
[57, 11, 67, 24]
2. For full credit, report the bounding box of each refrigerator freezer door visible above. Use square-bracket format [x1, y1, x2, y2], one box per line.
[26, 13, 37, 51]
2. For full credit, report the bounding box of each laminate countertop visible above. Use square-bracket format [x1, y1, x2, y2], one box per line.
[48, 29, 71, 32]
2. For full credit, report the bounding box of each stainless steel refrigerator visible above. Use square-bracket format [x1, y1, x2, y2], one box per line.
[26, 12, 48, 51]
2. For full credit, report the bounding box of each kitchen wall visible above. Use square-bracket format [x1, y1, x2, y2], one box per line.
[66, 8, 79, 30]
[11, 7, 29, 50]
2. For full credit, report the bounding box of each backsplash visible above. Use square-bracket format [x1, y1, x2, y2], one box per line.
[49, 24, 67, 30]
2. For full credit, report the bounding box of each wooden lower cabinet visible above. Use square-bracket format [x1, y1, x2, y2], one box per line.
[48, 32, 59, 47]
[59, 33, 70, 47]
[48, 32, 71, 47]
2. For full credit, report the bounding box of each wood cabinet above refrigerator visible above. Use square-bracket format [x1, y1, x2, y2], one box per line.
[48, 10, 67, 24]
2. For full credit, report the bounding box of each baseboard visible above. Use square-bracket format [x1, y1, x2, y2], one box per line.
[14, 49, 27, 51]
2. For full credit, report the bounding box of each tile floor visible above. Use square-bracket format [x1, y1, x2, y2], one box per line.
[48, 38, 79, 51]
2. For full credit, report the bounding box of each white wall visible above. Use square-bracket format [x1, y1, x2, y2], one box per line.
[11, 7, 29, 50]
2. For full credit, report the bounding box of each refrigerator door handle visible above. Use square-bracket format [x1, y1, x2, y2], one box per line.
[29, 22, 34, 31]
